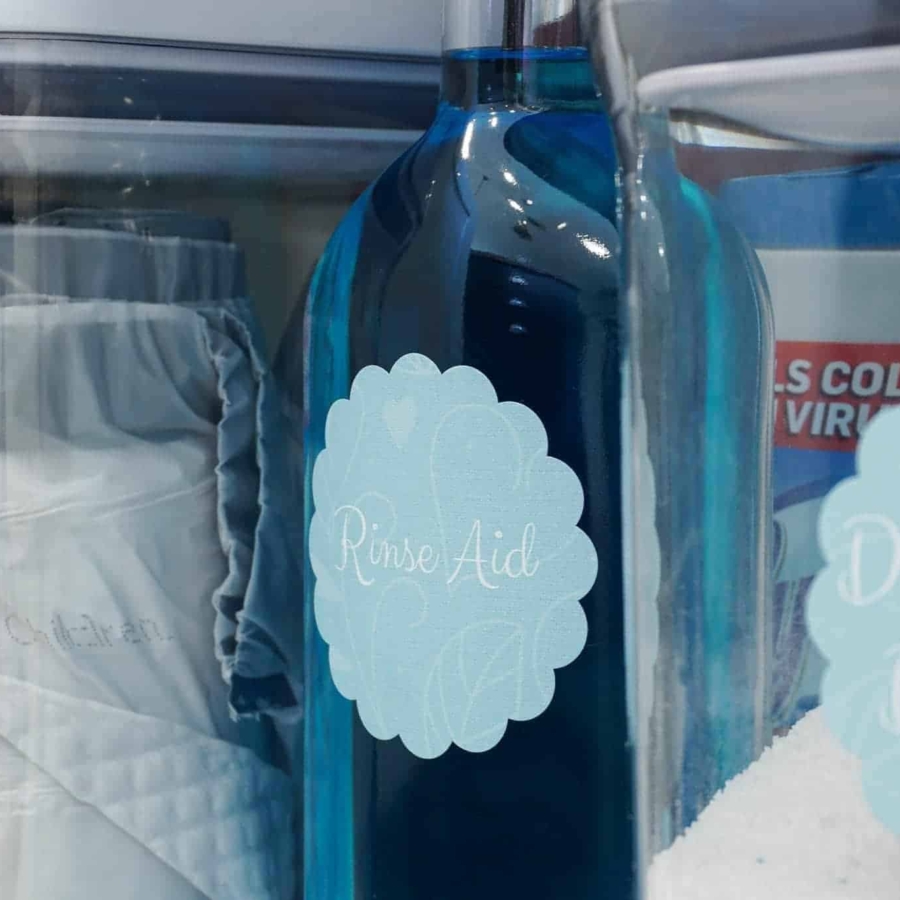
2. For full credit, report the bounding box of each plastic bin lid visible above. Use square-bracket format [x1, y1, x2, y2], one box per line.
[580, 0, 900, 146]
[636, 43, 900, 147]
[610, 0, 900, 78]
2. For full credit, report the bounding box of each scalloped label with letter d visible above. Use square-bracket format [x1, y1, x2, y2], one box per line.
[808, 405, 900, 836]
[309, 353, 598, 760]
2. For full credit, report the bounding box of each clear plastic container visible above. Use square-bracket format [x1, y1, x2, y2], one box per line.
[597, 23, 900, 899]
[0, 36, 434, 900]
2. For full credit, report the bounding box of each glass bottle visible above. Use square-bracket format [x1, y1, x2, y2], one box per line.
[282, 2, 631, 898]
[581, 0, 778, 891]
[585, 5, 900, 894]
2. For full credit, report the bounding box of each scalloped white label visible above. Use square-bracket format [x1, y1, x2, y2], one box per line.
[808, 406, 900, 835]
[309, 353, 598, 759]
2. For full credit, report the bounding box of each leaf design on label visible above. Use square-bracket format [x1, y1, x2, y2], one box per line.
[309, 353, 598, 760]
[419, 621, 526, 758]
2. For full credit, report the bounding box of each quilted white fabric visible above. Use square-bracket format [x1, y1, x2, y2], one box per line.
[0, 675, 294, 900]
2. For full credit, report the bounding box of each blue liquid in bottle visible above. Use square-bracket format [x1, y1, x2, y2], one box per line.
[281, 21, 633, 900]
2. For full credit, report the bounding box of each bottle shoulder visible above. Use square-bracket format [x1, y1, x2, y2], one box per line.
[360, 104, 620, 290]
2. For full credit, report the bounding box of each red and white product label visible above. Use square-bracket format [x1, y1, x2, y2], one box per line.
[759, 248, 900, 452]
[774, 341, 900, 452]
[756, 248, 900, 727]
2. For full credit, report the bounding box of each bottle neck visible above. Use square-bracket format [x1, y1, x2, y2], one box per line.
[443, 0, 580, 54]
[440, 0, 596, 108]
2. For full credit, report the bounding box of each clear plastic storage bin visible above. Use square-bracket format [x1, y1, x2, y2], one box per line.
[0, 35, 435, 900]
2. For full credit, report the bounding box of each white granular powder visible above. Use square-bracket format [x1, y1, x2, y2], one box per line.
[648, 709, 900, 900]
